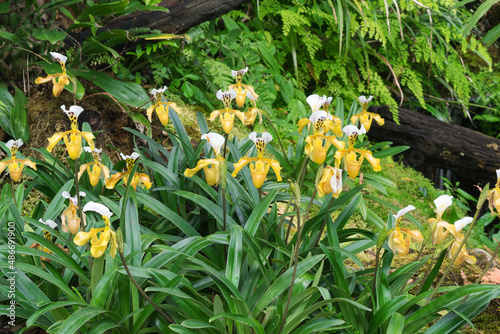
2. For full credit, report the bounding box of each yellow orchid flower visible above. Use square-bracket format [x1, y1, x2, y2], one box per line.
[303, 111, 345, 164]
[208, 90, 247, 134]
[350, 95, 384, 132]
[447, 217, 476, 266]
[334, 124, 381, 178]
[78, 147, 110, 187]
[47, 105, 95, 160]
[428, 195, 454, 245]
[243, 99, 264, 126]
[228, 67, 259, 107]
[388, 205, 423, 256]
[316, 166, 343, 198]
[0, 139, 36, 182]
[297, 96, 343, 137]
[105, 152, 152, 190]
[61, 191, 87, 234]
[184, 133, 225, 186]
[74, 202, 117, 258]
[487, 169, 500, 217]
[232, 132, 282, 189]
[146, 86, 181, 126]
[35, 52, 70, 97]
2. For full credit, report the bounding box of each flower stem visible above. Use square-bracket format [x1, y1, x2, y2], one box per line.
[221, 133, 229, 232]
[277, 194, 294, 234]
[280, 183, 302, 333]
[264, 113, 291, 168]
[298, 157, 309, 189]
[74, 158, 84, 231]
[10, 178, 17, 208]
[313, 196, 334, 247]
[303, 187, 317, 223]
[475, 241, 500, 284]
[119, 251, 174, 324]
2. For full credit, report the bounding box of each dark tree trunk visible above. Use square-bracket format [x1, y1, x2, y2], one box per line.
[368, 106, 500, 186]
[70, 0, 247, 43]
[107, 0, 247, 33]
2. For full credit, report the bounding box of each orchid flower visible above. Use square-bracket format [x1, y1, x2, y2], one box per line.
[350, 95, 384, 132]
[40, 218, 57, 240]
[243, 99, 263, 126]
[78, 147, 110, 187]
[306, 94, 327, 112]
[0, 139, 36, 182]
[388, 205, 423, 256]
[487, 169, 500, 217]
[321, 95, 334, 112]
[316, 166, 343, 198]
[428, 195, 454, 244]
[35, 52, 70, 97]
[47, 105, 95, 160]
[208, 90, 247, 134]
[105, 152, 152, 190]
[302, 111, 345, 165]
[184, 133, 225, 186]
[298, 95, 343, 136]
[448, 217, 476, 265]
[61, 191, 87, 234]
[228, 67, 259, 107]
[74, 202, 117, 258]
[232, 132, 282, 189]
[334, 124, 381, 178]
[146, 86, 181, 126]
[298, 109, 343, 138]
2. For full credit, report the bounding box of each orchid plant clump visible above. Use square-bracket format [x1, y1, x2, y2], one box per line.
[3, 61, 498, 334]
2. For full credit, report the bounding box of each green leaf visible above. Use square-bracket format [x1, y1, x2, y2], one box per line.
[252, 255, 324, 317]
[42, 180, 74, 221]
[136, 192, 199, 237]
[404, 285, 500, 332]
[20, 233, 90, 285]
[76, 69, 149, 108]
[483, 22, 500, 46]
[462, 0, 499, 37]
[90, 266, 119, 308]
[128, 111, 152, 137]
[245, 188, 278, 236]
[209, 314, 266, 334]
[88, 319, 126, 334]
[51, 307, 113, 333]
[11, 87, 29, 142]
[174, 191, 237, 229]
[27, 301, 87, 327]
[0, 2, 10, 14]
[226, 225, 243, 287]
[368, 296, 407, 334]
[122, 196, 142, 265]
[387, 312, 405, 334]
[32, 28, 66, 44]
[81, 37, 121, 58]
[418, 249, 448, 295]
[293, 318, 346, 334]
[75, 0, 129, 21]
[0, 85, 14, 135]
[0, 31, 26, 46]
